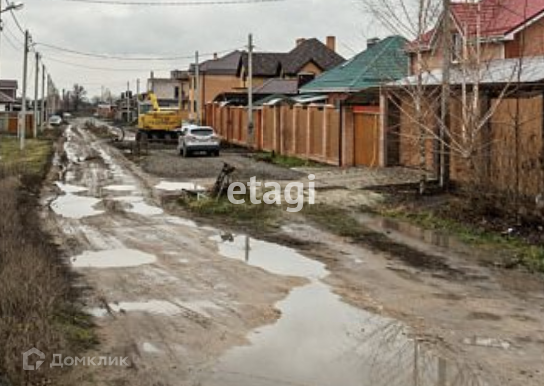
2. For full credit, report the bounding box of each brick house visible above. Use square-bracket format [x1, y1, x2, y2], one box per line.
[188, 37, 345, 121]
[381, 0, 544, 202]
[410, 0, 544, 74]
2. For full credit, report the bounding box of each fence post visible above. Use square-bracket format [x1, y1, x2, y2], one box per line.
[293, 104, 299, 156]
[307, 106, 312, 158]
[323, 106, 329, 162]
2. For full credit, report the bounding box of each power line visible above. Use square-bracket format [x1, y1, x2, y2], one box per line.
[8, 4, 25, 35]
[37, 41, 243, 61]
[41, 54, 190, 72]
[2, 30, 21, 51]
[47, 0, 284, 6]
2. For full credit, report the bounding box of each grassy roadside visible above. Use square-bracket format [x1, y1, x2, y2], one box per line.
[179, 193, 281, 232]
[378, 205, 544, 273]
[253, 151, 321, 168]
[0, 133, 97, 385]
[0, 136, 53, 175]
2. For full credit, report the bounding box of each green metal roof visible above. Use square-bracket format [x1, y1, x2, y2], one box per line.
[300, 36, 409, 93]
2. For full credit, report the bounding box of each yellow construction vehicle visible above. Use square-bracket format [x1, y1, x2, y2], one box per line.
[136, 92, 190, 142]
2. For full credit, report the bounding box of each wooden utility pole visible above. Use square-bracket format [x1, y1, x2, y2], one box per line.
[247, 33, 254, 147]
[33, 52, 39, 138]
[440, 0, 452, 188]
[41, 63, 46, 127]
[19, 30, 29, 150]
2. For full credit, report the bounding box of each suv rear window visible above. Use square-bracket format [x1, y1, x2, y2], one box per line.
[191, 129, 214, 136]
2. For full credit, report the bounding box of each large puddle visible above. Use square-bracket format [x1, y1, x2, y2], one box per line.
[204, 235, 489, 386]
[50, 192, 104, 219]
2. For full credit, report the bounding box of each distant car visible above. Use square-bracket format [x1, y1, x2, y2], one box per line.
[49, 115, 63, 126]
[62, 113, 72, 122]
[177, 125, 220, 157]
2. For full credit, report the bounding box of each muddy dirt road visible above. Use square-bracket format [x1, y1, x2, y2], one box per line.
[43, 120, 544, 386]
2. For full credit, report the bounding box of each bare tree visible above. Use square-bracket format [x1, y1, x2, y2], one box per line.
[70, 84, 87, 112]
[365, 0, 529, 202]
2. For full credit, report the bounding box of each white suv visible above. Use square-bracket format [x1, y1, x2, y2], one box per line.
[177, 125, 221, 157]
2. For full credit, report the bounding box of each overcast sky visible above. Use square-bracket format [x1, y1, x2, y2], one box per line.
[0, 0, 388, 98]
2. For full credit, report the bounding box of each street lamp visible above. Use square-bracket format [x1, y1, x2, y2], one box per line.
[0, 2, 24, 160]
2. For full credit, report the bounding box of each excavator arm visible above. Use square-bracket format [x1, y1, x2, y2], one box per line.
[147, 92, 161, 111]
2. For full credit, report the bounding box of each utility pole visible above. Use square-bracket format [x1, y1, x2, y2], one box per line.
[247, 33, 254, 147]
[41, 64, 45, 127]
[19, 30, 29, 150]
[440, 0, 451, 188]
[126, 81, 130, 124]
[33, 52, 39, 138]
[195, 51, 200, 125]
[46, 74, 51, 117]
[136, 78, 140, 121]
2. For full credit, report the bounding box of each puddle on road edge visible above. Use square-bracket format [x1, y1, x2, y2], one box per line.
[204, 234, 489, 386]
[71, 249, 157, 268]
[50, 194, 104, 220]
[155, 181, 206, 192]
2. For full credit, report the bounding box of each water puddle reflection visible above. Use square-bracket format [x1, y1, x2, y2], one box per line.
[205, 235, 489, 386]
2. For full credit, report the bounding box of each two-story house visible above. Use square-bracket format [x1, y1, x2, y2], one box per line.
[147, 70, 190, 110]
[409, 0, 544, 73]
[188, 37, 345, 121]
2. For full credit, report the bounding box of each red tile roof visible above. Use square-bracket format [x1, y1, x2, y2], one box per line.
[452, 0, 544, 37]
[409, 0, 544, 50]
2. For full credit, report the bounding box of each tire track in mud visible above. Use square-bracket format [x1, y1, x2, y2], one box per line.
[44, 121, 298, 386]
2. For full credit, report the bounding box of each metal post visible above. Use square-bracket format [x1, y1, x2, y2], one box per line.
[19, 30, 29, 150]
[41, 64, 45, 127]
[195, 51, 200, 125]
[33, 52, 39, 138]
[245, 236, 250, 263]
[247, 33, 254, 147]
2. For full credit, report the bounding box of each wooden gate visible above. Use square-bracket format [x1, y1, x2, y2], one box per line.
[353, 106, 380, 167]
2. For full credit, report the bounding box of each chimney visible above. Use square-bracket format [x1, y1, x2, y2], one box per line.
[326, 36, 336, 52]
[213, 53, 218, 60]
[367, 38, 380, 48]
[296, 38, 306, 47]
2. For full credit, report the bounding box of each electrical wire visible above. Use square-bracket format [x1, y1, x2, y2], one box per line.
[8, 3, 25, 35]
[4, 24, 23, 47]
[41, 54, 191, 72]
[2, 29, 21, 51]
[36, 41, 244, 61]
[47, 0, 284, 6]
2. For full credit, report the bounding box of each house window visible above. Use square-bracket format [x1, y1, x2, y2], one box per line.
[298, 73, 316, 87]
[452, 33, 463, 62]
[174, 86, 180, 99]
